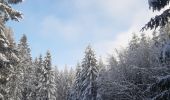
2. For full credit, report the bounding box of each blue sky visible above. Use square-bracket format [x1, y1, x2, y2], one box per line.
[7, 0, 154, 69]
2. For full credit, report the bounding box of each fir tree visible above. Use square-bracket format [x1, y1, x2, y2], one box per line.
[142, 0, 170, 30]
[17, 34, 33, 100]
[69, 63, 82, 100]
[80, 45, 98, 100]
[75, 63, 82, 100]
[54, 66, 60, 100]
[41, 51, 56, 100]
[129, 33, 140, 50]
[32, 55, 44, 100]
[0, 0, 22, 99]
[98, 57, 105, 71]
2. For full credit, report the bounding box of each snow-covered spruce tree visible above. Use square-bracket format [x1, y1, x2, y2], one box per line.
[67, 67, 76, 100]
[80, 45, 98, 100]
[0, 0, 22, 99]
[96, 52, 145, 100]
[148, 24, 170, 75]
[40, 51, 56, 100]
[68, 63, 82, 100]
[17, 34, 34, 100]
[98, 57, 105, 72]
[129, 33, 140, 50]
[56, 71, 67, 100]
[63, 65, 72, 100]
[142, 24, 170, 100]
[96, 64, 108, 100]
[149, 31, 162, 66]
[31, 57, 39, 100]
[142, 0, 170, 30]
[108, 54, 118, 70]
[139, 33, 151, 67]
[125, 33, 157, 85]
[68, 67, 75, 87]
[124, 33, 141, 82]
[32, 55, 44, 100]
[126, 33, 140, 67]
[55, 66, 72, 100]
[4, 28, 22, 100]
[157, 23, 170, 65]
[107, 54, 125, 83]
[74, 63, 82, 100]
[54, 66, 60, 100]
[144, 75, 170, 100]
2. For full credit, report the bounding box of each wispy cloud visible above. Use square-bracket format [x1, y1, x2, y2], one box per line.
[39, 0, 150, 40]
[13, 0, 158, 68]
[40, 16, 82, 40]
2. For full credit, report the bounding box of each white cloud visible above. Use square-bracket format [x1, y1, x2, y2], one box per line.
[39, 0, 159, 66]
[40, 0, 150, 39]
[40, 16, 82, 40]
[93, 2, 158, 61]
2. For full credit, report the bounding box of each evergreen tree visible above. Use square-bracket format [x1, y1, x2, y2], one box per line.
[0, 0, 22, 99]
[68, 67, 75, 87]
[17, 35, 31, 61]
[67, 67, 75, 99]
[80, 45, 98, 100]
[75, 63, 82, 100]
[32, 55, 44, 100]
[142, 0, 170, 30]
[150, 31, 162, 66]
[129, 33, 140, 50]
[145, 75, 170, 100]
[40, 51, 56, 100]
[1, 27, 20, 100]
[98, 57, 105, 71]
[108, 55, 118, 70]
[63, 65, 71, 100]
[68, 63, 82, 100]
[17, 34, 34, 100]
[55, 68, 69, 100]
[54, 66, 60, 100]
[138, 33, 152, 68]
[57, 71, 67, 100]
[126, 33, 140, 70]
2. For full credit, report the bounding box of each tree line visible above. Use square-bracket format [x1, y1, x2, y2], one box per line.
[1, 23, 170, 100]
[1, 0, 170, 100]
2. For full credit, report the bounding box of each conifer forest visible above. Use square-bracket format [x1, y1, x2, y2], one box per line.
[1, 0, 170, 100]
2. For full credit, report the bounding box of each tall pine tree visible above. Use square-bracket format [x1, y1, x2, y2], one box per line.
[68, 62, 82, 100]
[40, 51, 56, 100]
[0, 0, 22, 99]
[80, 45, 98, 100]
[17, 34, 34, 100]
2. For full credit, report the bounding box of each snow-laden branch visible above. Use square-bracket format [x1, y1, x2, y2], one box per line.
[148, 0, 170, 11]
[141, 9, 170, 31]
[0, 2, 22, 21]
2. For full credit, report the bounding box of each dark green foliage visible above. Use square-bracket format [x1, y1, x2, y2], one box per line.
[149, 0, 170, 11]
[142, 0, 170, 30]
[8, 0, 23, 4]
[146, 75, 170, 100]
[142, 9, 170, 30]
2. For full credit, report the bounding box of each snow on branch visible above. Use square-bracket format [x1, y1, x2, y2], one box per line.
[141, 9, 170, 31]
[8, 0, 23, 4]
[148, 0, 170, 11]
[149, 75, 170, 92]
[0, 2, 22, 21]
